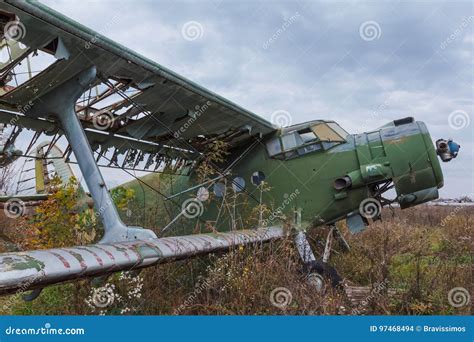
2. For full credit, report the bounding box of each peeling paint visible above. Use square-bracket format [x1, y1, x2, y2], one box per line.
[65, 250, 87, 271]
[50, 252, 71, 269]
[0, 227, 285, 296]
[0, 255, 45, 272]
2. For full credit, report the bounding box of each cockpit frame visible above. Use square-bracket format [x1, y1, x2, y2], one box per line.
[266, 121, 349, 160]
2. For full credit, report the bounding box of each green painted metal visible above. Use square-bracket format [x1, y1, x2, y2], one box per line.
[170, 119, 445, 231]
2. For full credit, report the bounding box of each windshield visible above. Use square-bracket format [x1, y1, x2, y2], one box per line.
[265, 121, 349, 159]
[311, 123, 347, 142]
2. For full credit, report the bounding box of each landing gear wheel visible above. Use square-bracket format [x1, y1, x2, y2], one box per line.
[306, 272, 325, 293]
[305, 260, 342, 290]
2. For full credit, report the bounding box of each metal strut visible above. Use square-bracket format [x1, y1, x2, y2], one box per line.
[294, 231, 316, 264]
[24, 66, 156, 243]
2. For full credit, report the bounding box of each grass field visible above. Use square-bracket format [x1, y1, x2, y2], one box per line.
[0, 202, 471, 315]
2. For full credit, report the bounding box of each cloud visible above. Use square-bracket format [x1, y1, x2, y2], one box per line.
[35, 0, 473, 198]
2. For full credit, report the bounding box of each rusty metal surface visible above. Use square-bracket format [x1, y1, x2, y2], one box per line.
[0, 227, 285, 296]
[0, 1, 275, 150]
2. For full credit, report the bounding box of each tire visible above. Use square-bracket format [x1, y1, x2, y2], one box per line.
[305, 260, 342, 288]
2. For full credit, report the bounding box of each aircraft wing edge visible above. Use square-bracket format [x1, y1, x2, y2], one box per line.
[0, 226, 286, 296]
[6, 0, 276, 133]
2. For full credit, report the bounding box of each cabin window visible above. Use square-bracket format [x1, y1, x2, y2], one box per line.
[299, 128, 317, 143]
[311, 123, 343, 142]
[328, 122, 349, 139]
[266, 137, 282, 157]
[281, 132, 303, 151]
[265, 122, 348, 160]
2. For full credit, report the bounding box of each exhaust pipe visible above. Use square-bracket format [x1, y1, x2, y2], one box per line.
[333, 176, 352, 190]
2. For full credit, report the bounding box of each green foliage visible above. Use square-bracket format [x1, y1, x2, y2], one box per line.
[111, 186, 135, 211]
[196, 140, 230, 182]
[11, 176, 95, 249]
[1, 282, 90, 315]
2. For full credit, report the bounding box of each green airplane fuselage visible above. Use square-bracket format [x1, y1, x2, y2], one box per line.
[173, 117, 444, 232]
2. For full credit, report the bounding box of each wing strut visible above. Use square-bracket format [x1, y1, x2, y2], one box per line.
[23, 66, 156, 243]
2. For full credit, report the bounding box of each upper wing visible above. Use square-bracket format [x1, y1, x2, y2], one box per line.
[0, 0, 275, 172]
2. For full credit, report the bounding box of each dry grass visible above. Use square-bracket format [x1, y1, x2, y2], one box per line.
[0, 205, 472, 315]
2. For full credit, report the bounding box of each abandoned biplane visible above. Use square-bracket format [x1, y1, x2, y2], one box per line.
[0, 0, 460, 299]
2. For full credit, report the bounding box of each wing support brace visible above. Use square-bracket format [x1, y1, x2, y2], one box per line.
[294, 231, 316, 264]
[25, 66, 156, 243]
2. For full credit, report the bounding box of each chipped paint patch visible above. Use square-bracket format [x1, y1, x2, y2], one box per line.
[112, 245, 131, 261]
[76, 247, 104, 266]
[0, 227, 285, 295]
[91, 245, 116, 262]
[64, 250, 87, 271]
[0, 255, 45, 272]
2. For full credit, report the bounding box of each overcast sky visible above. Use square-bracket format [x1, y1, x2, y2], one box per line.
[39, 0, 473, 198]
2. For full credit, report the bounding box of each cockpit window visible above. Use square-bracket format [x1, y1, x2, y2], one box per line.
[311, 123, 345, 142]
[281, 132, 303, 151]
[266, 122, 349, 160]
[266, 137, 282, 157]
[299, 128, 318, 143]
[327, 122, 349, 139]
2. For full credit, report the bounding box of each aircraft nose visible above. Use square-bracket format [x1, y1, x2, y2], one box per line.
[436, 138, 460, 162]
